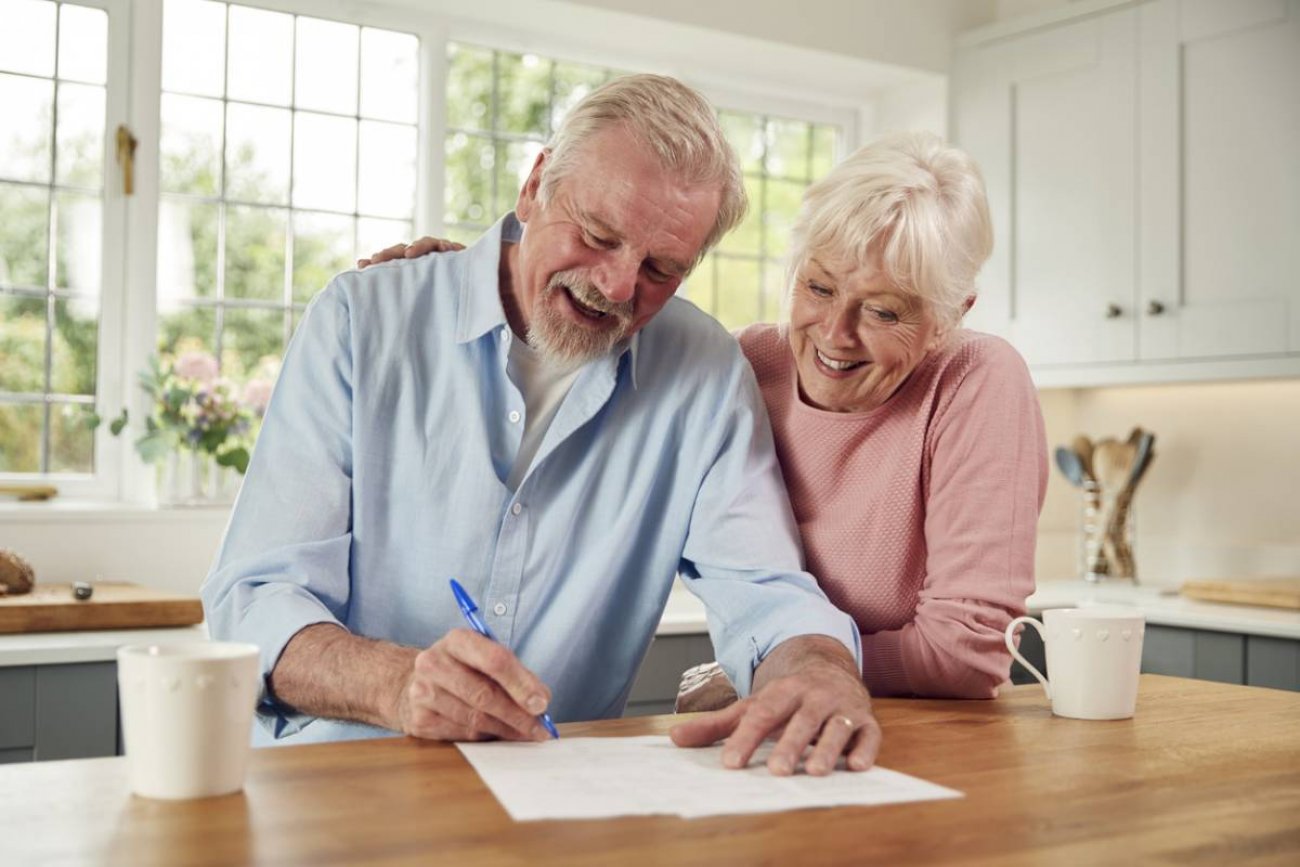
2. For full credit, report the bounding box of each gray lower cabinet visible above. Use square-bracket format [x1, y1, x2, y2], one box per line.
[624, 634, 716, 717]
[0, 662, 119, 762]
[1011, 623, 1300, 692]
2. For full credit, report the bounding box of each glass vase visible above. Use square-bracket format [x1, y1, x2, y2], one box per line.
[1079, 480, 1136, 583]
[156, 449, 240, 507]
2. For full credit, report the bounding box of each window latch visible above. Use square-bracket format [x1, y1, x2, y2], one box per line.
[115, 124, 138, 196]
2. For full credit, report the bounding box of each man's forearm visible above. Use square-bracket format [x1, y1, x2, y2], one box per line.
[753, 634, 863, 693]
[268, 623, 418, 730]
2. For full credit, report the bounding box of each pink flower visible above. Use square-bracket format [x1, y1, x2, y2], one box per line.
[173, 351, 219, 383]
[241, 378, 274, 416]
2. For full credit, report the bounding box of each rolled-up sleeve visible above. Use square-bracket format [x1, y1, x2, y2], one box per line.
[679, 365, 861, 697]
[201, 282, 355, 737]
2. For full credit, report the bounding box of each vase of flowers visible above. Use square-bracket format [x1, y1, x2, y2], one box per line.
[131, 352, 269, 506]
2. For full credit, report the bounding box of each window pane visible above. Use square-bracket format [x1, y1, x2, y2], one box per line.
[293, 211, 353, 303]
[0, 403, 42, 472]
[446, 44, 492, 132]
[159, 93, 222, 195]
[0, 293, 47, 393]
[156, 197, 218, 300]
[225, 103, 290, 205]
[0, 73, 54, 183]
[221, 306, 284, 382]
[495, 53, 550, 138]
[357, 121, 416, 219]
[357, 218, 411, 266]
[157, 304, 216, 358]
[495, 140, 542, 217]
[811, 125, 836, 179]
[444, 223, 483, 247]
[225, 205, 287, 302]
[720, 111, 763, 174]
[360, 28, 418, 124]
[55, 191, 102, 296]
[162, 0, 226, 98]
[444, 132, 493, 225]
[551, 62, 605, 133]
[226, 5, 292, 106]
[0, 0, 56, 78]
[295, 17, 359, 115]
[765, 179, 805, 261]
[717, 175, 762, 256]
[684, 254, 716, 311]
[767, 118, 810, 181]
[762, 260, 787, 322]
[49, 402, 95, 473]
[57, 4, 108, 85]
[0, 183, 50, 288]
[293, 112, 357, 213]
[52, 296, 98, 395]
[714, 256, 761, 332]
[55, 82, 105, 188]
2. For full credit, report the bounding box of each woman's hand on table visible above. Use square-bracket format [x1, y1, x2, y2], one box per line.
[669, 636, 880, 776]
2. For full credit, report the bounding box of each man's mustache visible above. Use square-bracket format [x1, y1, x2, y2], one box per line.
[546, 270, 634, 323]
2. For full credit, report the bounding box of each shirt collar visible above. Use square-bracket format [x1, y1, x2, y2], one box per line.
[454, 212, 642, 388]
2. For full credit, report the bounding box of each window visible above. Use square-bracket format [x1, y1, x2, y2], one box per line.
[695, 112, 839, 331]
[0, 1, 854, 495]
[442, 42, 840, 332]
[0, 0, 111, 474]
[155, 0, 420, 388]
[443, 42, 618, 247]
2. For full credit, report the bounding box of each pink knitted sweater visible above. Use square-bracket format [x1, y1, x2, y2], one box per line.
[739, 325, 1047, 699]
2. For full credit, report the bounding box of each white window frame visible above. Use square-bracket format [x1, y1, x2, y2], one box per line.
[5, 0, 899, 506]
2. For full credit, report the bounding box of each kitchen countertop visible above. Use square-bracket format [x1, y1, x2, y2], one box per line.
[5, 578, 1295, 667]
[0, 624, 209, 667]
[655, 579, 1300, 641]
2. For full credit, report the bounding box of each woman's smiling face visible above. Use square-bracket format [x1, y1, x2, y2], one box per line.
[787, 255, 942, 413]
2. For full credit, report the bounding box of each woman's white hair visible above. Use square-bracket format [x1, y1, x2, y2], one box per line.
[537, 74, 746, 269]
[787, 131, 993, 328]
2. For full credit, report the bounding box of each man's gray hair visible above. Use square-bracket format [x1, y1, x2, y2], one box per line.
[538, 74, 747, 269]
[788, 131, 994, 328]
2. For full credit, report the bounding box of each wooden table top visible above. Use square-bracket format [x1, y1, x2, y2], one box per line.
[3, 675, 1298, 866]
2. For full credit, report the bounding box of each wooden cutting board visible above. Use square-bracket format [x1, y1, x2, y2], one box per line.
[0, 582, 204, 634]
[1180, 577, 1300, 610]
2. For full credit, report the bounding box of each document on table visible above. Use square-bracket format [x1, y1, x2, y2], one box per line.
[457, 735, 962, 821]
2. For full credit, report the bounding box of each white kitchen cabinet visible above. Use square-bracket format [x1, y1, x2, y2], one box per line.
[1138, 0, 1300, 361]
[954, 9, 1139, 366]
[954, 0, 1300, 384]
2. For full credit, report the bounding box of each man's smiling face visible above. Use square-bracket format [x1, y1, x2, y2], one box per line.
[504, 123, 722, 365]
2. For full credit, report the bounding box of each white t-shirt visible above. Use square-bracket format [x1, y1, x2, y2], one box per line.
[505, 335, 583, 491]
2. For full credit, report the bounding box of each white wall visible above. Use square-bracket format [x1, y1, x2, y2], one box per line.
[1, 507, 229, 596]
[1036, 380, 1300, 587]
[568, 0, 995, 73]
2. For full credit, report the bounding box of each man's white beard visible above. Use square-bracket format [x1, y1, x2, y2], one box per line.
[527, 269, 634, 368]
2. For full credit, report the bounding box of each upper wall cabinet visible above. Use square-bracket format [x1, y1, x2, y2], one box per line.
[954, 0, 1300, 386]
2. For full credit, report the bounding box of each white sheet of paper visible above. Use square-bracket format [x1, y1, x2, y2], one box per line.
[457, 735, 962, 821]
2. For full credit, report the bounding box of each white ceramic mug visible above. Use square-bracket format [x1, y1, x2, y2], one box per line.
[117, 641, 260, 799]
[1004, 607, 1146, 720]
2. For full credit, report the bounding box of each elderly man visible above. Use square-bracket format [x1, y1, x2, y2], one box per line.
[202, 74, 878, 777]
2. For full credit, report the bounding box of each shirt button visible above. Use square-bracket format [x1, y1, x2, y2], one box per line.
[511, 502, 522, 516]
[508, 410, 521, 424]
[492, 602, 507, 616]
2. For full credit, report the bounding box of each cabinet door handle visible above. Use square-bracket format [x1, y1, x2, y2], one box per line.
[1146, 300, 1166, 316]
[1105, 303, 1123, 319]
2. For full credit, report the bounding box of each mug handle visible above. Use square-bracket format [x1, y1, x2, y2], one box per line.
[1005, 616, 1050, 699]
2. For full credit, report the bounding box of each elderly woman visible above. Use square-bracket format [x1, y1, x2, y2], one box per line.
[363, 132, 1047, 705]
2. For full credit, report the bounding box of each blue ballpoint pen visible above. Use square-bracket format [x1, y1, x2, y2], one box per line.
[449, 578, 560, 739]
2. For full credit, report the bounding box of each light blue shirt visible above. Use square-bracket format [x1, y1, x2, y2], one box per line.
[202, 214, 860, 746]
